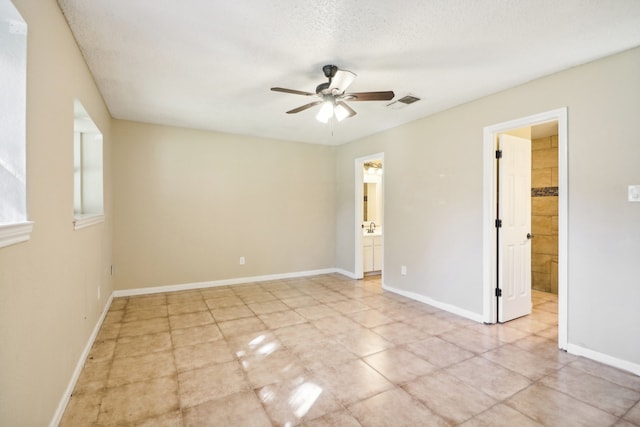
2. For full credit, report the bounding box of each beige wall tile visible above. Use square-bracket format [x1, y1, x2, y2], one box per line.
[532, 197, 558, 216]
[532, 147, 558, 170]
[533, 235, 558, 255]
[532, 215, 552, 235]
[532, 254, 552, 273]
[532, 137, 551, 150]
[532, 169, 552, 187]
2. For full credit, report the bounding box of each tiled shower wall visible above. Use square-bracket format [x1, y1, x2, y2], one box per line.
[531, 135, 559, 293]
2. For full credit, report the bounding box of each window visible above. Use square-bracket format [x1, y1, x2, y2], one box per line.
[73, 100, 104, 230]
[0, 0, 31, 248]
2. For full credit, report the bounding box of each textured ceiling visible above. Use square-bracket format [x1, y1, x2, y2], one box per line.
[57, 0, 640, 145]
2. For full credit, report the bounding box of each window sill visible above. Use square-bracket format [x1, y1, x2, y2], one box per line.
[0, 221, 34, 249]
[73, 214, 104, 230]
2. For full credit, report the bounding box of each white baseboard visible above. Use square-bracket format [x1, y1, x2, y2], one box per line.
[49, 294, 114, 427]
[382, 283, 485, 323]
[334, 268, 357, 279]
[567, 343, 640, 377]
[112, 268, 340, 297]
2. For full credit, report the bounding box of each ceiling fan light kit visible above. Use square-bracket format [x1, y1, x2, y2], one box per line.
[333, 103, 350, 121]
[316, 101, 334, 123]
[271, 64, 394, 123]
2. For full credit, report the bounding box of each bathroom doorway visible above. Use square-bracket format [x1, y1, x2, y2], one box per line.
[482, 108, 568, 350]
[355, 153, 384, 280]
[492, 123, 559, 322]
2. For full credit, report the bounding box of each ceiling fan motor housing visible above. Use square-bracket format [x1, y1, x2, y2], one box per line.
[322, 64, 338, 79]
[317, 65, 339, 94]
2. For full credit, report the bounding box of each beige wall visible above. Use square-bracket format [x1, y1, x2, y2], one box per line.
[0, 0, 113, 425]
[531, 135, 559, 293]
[112, 120, 336, 290]
[336, 47, 640, 367]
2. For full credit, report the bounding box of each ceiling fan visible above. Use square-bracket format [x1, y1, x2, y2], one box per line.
[271, 65, 394, 123]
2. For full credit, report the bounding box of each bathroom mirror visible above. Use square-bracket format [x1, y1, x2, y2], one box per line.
[363, 182, 377, 222]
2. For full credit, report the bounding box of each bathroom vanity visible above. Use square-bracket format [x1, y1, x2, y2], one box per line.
[363, 231, 382, 273]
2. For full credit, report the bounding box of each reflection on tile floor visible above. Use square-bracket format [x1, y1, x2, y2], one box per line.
[60, 275, 640, 426]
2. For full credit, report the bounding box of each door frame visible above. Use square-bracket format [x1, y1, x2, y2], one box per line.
[355, 152, 385, 279]
[482, 108, 568, 350]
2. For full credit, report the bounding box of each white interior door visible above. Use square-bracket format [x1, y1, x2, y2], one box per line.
[498, 134, 532, 322]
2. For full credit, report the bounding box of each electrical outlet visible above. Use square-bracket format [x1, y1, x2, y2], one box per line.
[97, 286, 101, 300]
[629, 185, 640, 202]
[401, 265, 407, 276]
[239, 256, 246, 265]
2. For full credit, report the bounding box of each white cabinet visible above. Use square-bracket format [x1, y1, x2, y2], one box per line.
[363, 236, 383, 273]
[363, 242, 374, 272]
[373, 239, 382, 271]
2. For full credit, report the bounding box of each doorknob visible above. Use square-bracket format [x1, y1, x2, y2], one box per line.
[527, 233, 534, 239]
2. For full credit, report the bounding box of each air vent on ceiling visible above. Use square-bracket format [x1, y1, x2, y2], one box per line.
[387, 94, 421, 110]
[398, 95, 420, 104]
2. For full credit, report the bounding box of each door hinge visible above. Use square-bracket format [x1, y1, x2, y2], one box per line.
[495, 219, 502, 228]
[495, 150, 502, 159]
[495, 288, 502, 297]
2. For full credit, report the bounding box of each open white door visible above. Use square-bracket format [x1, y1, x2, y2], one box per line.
[498, 134, 532, 322]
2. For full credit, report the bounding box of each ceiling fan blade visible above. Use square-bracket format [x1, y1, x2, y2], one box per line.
[271, 87, 316, 96]
[336, 101, 357, 119]
[329, 69, 357, 93]
[286, 101, 323, 114]
[345, 91, 395, 101]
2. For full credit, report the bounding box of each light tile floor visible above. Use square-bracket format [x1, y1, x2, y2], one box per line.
[60, 274, 640, 426]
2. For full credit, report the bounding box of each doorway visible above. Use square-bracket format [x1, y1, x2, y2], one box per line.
[355, 153, 384, 280]
[482, 108, 568, 350]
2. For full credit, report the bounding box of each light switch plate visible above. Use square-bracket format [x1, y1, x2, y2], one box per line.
[629, 185, 640, 202]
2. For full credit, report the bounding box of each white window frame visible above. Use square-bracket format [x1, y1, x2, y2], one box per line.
[0, 0, 32, 249]
[73, 100, 104, 230]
